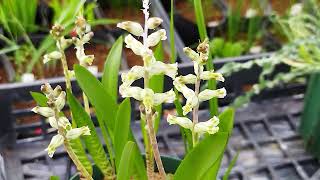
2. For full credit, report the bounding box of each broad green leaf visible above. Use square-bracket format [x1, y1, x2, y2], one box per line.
[223, 152, 239, 180]
[67, 90, 113, 177]
[174, 132, 229, 180]
[69, 139, 93, 175]
[30, 92, 47, 107]
[102, 36, 123, 101]
[114, 98, 131, 169]
[117, 141, 138, 180]
[201, 108, 235, 179]
[150, 42, 164, 132]
[74, 64, 118, 138]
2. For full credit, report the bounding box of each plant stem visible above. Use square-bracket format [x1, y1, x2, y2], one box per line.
[58, 40, 72, 91]
[192, 63, 201, 147]
[54, 111, 92, 180]
[142, 1, 166, 178]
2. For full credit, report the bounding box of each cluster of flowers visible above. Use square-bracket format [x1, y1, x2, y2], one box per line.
[167, 39, 226, 135]
[32, 83, 90, 157]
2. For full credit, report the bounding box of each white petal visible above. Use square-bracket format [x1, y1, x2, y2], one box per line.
[117, 21, 144, 36]
[183, 95, 198, 115]
[183, 47, 199, 62]
[119, 85, 144, 101]
[149, 61, 178, 79]
[121, 66, 145, 86]
[48, 117, 58, 129]
[198, 88, 227, 102]
[200, 71, 225, 82]
[66, 126, 91, 140]
[176, 74, 197, 84]
[147, 29, 167, 47]
[147, 17, 163, 29]
[167, 114, 193, 129]
[153, 89, 176, 106]
[194, 116, 219, 134]
[45, 134, 64, 158]
[124, 34, 147, 56]
[32, 107, 55, 118]
[54, 91, 66, 111]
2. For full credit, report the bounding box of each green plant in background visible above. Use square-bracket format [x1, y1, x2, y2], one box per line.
[218, 0, 320, 159]
[210, 38, 245, 58]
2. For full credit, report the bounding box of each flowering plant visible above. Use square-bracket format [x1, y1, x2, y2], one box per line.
[31, 0, 235, 179]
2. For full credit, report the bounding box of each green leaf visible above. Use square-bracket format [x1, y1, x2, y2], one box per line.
[170, 0, 176, 63]
[69, 139, 93, 175]
[50, 176, 60, 180]
[114, 98, 131, 169]
[174, 132, 229, 180]
[67, 90, 113, 177]
[150, 42, 165, 132]
[102, 36, 123, 101]
[223, 152, 239, 180]
[30, 92, 47, 107]
[117, 141, 139, 180]
[201, 108, 235, 179]
[75, 64, 118, 138]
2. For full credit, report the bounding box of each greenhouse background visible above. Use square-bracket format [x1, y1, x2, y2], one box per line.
[0, 0, 320, 180]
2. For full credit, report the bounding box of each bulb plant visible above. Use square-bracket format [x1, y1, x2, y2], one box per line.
[31, 1, 236, 179]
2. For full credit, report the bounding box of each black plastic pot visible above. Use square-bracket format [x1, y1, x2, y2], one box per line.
[69, 156, 181, 180]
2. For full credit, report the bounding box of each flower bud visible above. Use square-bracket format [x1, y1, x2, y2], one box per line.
[58, 116, 71, 129]
[167, 115, 193, 129]
[245, 8, 258, 18]
[54, 91, 66, 111]
[147, 17, 163, 29]
[149, 61, 178, 79]
[75, 16, 87, 29]
[117, 21, 144, 36]
[45, 134, 64, 158]
[198, 88, 227, 102]
[32, 106, 55, 117]
[154, 89, 176, 106]
[200, 71, 225, 82]
[147, 29, 167, 47]
[50, 24, 64, 38]
[197, 38, 209, 54]
[183, 47, 199, 62]
[43, 51, 62, 64]
[66, 126, 91, 140]
[194, 116, 219, 134]
[41, 83, 53, 95]
[52, 85, 62, 98]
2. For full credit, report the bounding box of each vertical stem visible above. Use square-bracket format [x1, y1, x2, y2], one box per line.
[58, 40, 72, 91]
[142, 1, 166, 178]
[192, 64, 201, 147]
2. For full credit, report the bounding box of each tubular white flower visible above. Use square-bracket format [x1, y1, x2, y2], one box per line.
[54, 91, 66, 111]
[174, 81, 195, 99]
[120, 85, 144, 101]
[183, 47, 199, 62]
[149, 61, 178, 79]
[167, 114, 193, 129]
[141, 88, 155, 113]
[43, 51, 62, 64]
[194, 116, 219, 134]
[198, 88, 227, 102]
[183, 95, 198, 115]
[117, 21, 144, 36]
[176, 74, 197, 84]
[82, 32, 94, 44]
[125, 34, 147, 56]
[41, 83, 53, 95]
[32, 107, 55, 118]
[75, 46, 94, 66]
[66, 126, 91, 140]
[121, 66, 145, 86]
[58, 117, 71, 129]
[52, 85, 62, 98]
[45, 134, 64, 158]
[154, 89, 176, 106]
[147, 17, 163, 29]
[48, 117, 58, 129]
[147, 29, 167, 47]
[200, 71, 225, 82]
